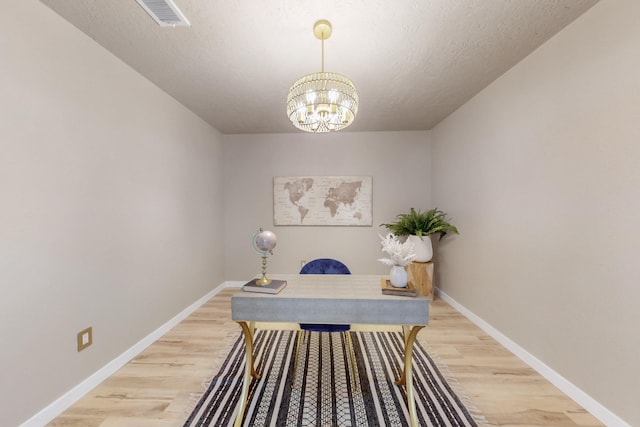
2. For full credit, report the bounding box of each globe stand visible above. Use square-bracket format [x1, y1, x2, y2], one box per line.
[256, 255, 272, 286]
[251, 227, 277, 286]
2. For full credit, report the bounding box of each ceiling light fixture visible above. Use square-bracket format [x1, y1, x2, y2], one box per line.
[286, 20, 359, 133]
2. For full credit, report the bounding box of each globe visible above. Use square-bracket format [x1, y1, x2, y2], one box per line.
[253, 229, 277, 255]
[251, 228, 277, 285]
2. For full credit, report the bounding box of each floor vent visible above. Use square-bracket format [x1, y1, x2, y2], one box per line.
[135, 0, 190, 27]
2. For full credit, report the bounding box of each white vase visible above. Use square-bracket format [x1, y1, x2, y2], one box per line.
[408, 235, 433, 262]
[389, 265, 408, 288]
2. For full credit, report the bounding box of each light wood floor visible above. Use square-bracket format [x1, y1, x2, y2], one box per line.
[48, 289, 603, 427]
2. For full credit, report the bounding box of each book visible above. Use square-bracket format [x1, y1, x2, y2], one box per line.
[243, 279, 287, 294]
[381, 278, 417, 297]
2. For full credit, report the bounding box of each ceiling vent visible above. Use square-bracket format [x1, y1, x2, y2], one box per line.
[135, 0, 190, 27]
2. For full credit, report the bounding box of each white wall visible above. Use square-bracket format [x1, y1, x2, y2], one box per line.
[431, 0, 640, 425]
[0, 2, 224, 426]
[222, 131, 431, 279]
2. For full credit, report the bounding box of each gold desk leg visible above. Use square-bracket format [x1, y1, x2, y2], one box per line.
[402, 325, 411, 347]
[345, 331, 359, 392]
[234, 321, 260, 427]
[395, 325, 425, 427]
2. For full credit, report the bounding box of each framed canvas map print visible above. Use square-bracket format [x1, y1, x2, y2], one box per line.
[273, 176, 372, 226]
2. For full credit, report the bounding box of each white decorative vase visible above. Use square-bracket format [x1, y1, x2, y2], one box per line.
[389, 265, 408, 288]
[408, 235, 433, 262]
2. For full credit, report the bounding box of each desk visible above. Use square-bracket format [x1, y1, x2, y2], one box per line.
[231, 274, 429, 427]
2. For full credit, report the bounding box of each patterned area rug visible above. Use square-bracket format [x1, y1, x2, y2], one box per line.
[183, 330, 482, 427]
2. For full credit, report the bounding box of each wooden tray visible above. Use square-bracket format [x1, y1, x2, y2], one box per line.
[381, 278, 417, 297]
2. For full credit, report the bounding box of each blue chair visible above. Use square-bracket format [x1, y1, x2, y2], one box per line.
[292, 258, 357, 388]
[299, 258, 351, 275]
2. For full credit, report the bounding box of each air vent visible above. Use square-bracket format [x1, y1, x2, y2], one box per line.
[135, 0, 190, 27]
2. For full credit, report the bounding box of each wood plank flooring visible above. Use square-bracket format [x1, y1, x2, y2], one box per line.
[47, 288, 603, 427]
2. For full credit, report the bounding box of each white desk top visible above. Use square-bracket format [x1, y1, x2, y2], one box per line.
[231, 274, 429, 325]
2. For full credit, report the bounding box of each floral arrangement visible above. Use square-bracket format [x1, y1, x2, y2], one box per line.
[377, 233, 416, 267]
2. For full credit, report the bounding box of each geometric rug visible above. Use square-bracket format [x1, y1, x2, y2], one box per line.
[183, 330, 482, 427]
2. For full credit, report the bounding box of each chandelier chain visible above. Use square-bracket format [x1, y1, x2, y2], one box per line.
[321, 34, 325, 72]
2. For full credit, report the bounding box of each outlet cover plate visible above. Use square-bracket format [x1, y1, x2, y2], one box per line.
[77, 327, 93, 352]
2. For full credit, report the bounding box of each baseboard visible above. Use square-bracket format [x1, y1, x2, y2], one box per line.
[435, 288, 631, 427]
[20, 281, 233, 427]
[225, 280, 245, 288]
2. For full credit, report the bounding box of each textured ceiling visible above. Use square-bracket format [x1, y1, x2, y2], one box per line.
[40, 0, 598, 134]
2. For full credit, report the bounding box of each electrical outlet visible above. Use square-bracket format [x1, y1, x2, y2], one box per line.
[77, 327, 93, 352]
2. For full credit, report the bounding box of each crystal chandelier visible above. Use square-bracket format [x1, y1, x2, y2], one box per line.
[286, 20, 359, 133]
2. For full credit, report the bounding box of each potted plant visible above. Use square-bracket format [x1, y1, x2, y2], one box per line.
[377, 233, 417, 287]
[380, 208, 459, 262]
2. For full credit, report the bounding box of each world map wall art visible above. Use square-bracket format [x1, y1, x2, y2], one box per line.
[273, 176, 372, 226]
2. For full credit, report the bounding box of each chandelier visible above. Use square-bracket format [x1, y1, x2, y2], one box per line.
[286, 20, 359, 133]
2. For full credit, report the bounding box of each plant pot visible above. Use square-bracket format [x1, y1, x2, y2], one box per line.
[389, 265, 408, 288]
[407, 235, 433, 262]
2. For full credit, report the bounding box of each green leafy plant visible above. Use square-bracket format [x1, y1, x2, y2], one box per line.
[381, 208, 459, 240]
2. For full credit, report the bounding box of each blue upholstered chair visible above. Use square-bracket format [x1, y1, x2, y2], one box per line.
[299, 258, 351, 275]
[292, 258, 357, 388]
